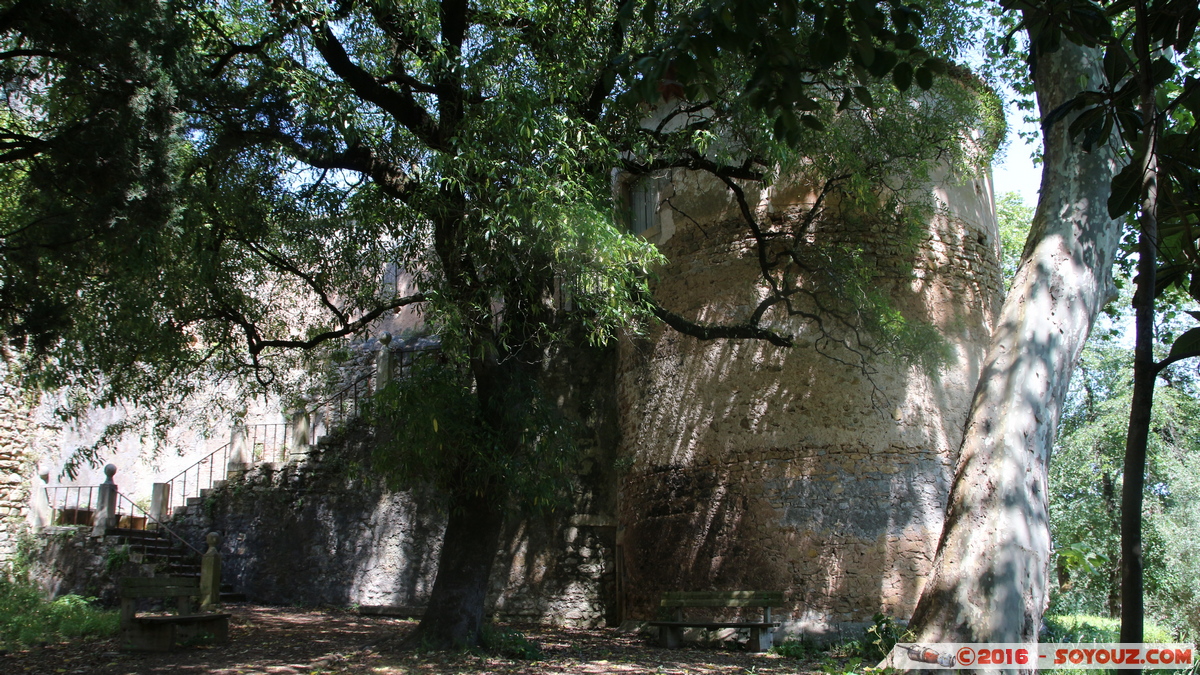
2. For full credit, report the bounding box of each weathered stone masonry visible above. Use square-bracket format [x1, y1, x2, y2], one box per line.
[0, 358, 34, 567]
[171, 341, 621, 627]
[616, 167, 1003, 637]
[13, 136, 1002, 642]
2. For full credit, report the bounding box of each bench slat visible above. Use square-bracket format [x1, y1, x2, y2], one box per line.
[120, 577, 200, 599]
[662, 593, 782, 605]
[120, 587, 200, 598]
[121, 577, 200, 590]
[648, 621, 781, 628]
[133, 613, 231, 624]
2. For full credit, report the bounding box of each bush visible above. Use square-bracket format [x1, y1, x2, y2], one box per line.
[772, 636, 821, 658]
[0, 577, 119, 647]
[864, 613, 911, 662]
[478, 624, 541, 660]
[1043, 614, 1173, 643]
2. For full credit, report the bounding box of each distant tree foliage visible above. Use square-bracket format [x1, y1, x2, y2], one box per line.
[1051, 341, 1200, 639]
[995, 191, 1033, 288]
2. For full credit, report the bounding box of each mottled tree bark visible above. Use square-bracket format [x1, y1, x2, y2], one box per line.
[414, 489, 506, 647]
[907, 35, 1124, 642]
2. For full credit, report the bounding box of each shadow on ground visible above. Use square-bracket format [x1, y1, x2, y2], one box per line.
[0, 604, 841, 674]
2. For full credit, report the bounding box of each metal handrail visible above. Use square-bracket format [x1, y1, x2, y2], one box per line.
[164, 442, 231, 512]
[158, 343, 441, 516]
[114, 491, 204, 557]
[44, 485, 99, 525]
[247, 423, 290, 463]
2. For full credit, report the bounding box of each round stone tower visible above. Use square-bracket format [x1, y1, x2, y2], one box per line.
[615, 153, 1004, 636]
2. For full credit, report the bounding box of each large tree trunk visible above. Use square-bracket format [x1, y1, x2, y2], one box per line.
[907, 34, 1124, 642]
[414, 489, 506, 647]
[412, 343, 528, 648]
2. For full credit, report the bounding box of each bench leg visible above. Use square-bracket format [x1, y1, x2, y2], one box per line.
[659, 625, 683, 648]
[748, 627, 772, 653]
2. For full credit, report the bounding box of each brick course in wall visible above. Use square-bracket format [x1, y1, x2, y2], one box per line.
[615, 167, 1003, 638]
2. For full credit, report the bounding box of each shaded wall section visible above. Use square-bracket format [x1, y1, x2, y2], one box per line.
[616, 167, 1003, 638]
[0, 357, 34, 567]
[172, 341, 622, 626]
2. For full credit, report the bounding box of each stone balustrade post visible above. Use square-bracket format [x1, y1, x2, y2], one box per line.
[199, 531, 222, 610]
[288, 409, 311, 462]
[149, 482, 171, 525]
[376, 332, 394, 392]
[91, 463, 117, 536]
[228, 424, 249, 477]
[28, 464, 51, 531]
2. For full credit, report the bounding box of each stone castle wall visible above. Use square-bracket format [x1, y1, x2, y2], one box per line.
[169, 341, 621, 627]
[11, 125, 1002, 641]
[615, 166, 1003, 637]
[0, 357, 35, 567]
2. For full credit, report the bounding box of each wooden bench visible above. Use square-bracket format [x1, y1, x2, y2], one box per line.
[648, 591, 783, 652]
[119, 577, 231, 651]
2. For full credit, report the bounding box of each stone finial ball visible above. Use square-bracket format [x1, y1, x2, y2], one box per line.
[206, 532, 222, 548]
[103, 464, 117, 479]
[379, 331, 393, 346]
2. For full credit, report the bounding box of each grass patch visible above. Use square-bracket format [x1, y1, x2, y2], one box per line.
[1043, 614, 1174, 643]
[0, 576, 118, 648]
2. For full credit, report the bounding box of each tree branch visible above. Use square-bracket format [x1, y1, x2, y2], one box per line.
[309, 23, 444, 150]
[1155, 350, 1200, 373]
[244, 293, 428, 355]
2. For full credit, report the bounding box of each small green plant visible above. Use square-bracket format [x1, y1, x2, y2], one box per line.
[820, 655, 864, 674]
[772, 636, 821, 658]
[0, 577, 119, 647]
[830, 637, 865, 658]
[864, 613, 912, 662]
[479, 624, 542, 660]
[104, 544, 131, 573]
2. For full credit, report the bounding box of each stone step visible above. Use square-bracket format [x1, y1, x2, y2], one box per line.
[106, 527, 167, 540]
[186, 497, 204, 507]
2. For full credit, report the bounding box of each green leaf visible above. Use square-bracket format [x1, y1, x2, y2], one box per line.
[1168, 327, 1200, 361]
[800, 114, 825, 131]
[914, 66, 932, 90]
[1107, 158, 1143, 218]
[867, 48, 897, 78]
[892, 62, 912, 91]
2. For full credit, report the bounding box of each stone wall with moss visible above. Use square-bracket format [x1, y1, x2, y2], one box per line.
[0, 358, 35, 567]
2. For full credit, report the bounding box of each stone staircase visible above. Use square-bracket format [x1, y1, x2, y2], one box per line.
[178, 482, 227, 517]
[106, 526, 246, 603]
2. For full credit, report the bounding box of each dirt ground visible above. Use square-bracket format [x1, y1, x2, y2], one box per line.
[1, 604, 840, 674]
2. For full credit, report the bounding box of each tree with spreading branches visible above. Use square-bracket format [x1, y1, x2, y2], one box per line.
[3, 0, 995, 646]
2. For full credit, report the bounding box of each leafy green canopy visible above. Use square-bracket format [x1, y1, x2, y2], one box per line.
[1003, 0, 1200, 367]
[1050, 341, 1200, 638]
[2, 0, 992, 467]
